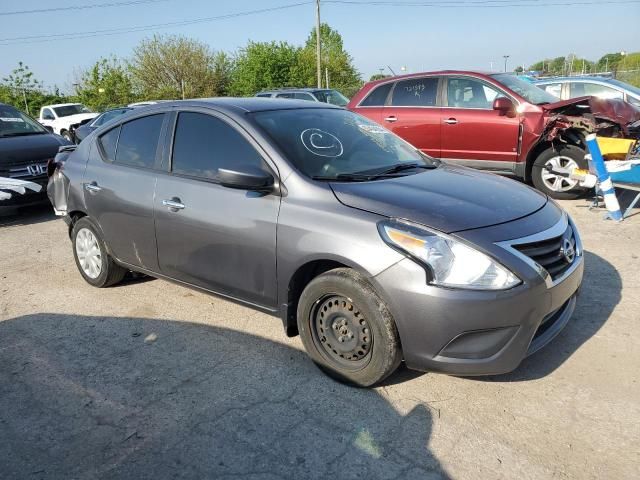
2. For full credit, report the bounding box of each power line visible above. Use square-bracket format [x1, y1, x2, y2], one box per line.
[0, 0, 172, 17]
[325, 0, 640, 6]
[0, 2, 313, 46]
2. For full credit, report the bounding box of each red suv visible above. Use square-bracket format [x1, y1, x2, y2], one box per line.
[349, 70, 640, 199]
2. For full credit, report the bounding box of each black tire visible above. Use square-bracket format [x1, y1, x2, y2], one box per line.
[297, 268, 402, 387]
[71, 217, 126, 288]
[531, 144, 588, 200]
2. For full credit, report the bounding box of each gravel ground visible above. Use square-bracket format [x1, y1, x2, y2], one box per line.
[0, 198, 638, 480]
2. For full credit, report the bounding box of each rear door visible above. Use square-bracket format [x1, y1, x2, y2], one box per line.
[440, 76, 520, 168]
[381, 77, 442, 158]
[83, 112, 167, 271]
[154, 110, 280, 308]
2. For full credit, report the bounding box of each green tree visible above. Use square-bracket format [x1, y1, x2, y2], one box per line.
[130, 34, 225, 100]
[75, 57, 136, 111]
[369, 73, 388, 81]
[229, 41, 302, 96]
[597, 52, 623, 73]
[0, 62, 68, 115]
[296, 24, 362, 97]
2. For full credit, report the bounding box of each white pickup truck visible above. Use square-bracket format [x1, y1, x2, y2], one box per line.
[38, 103, 98, 142]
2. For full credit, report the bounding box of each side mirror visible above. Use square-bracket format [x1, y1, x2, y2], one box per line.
[493, 97, 516, 116]
[217, 166, 274, 191]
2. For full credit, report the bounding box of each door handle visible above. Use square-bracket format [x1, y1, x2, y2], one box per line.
[85, 182, 102, 193]
[443, 118, 458, 125]
[162, 198, 185, 211]
[384, 116, 397, 123]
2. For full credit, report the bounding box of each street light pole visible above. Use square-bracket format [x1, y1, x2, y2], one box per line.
[503, 55, 510, 72]
[316, 0, 322, 88]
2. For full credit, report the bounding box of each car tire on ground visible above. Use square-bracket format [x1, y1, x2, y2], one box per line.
[531, 144, 589, 200]
[297, 268, 402, 387]
[71, 217, 126, 288]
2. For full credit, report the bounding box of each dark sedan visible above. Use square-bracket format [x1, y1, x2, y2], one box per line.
[1, 103, 71, 207]
[74, 107, 133, 143]
[47, 98, 583, 386]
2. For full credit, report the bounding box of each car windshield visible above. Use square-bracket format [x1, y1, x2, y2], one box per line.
[491, 73, 558, 105]
[53, 104, 92, 117]
[313, 89, 349, 107]
[607, 78, 640, 97]
[94, 108, 131, 126]
[252, 108, 435, 180]
[0, 105, 48, 137]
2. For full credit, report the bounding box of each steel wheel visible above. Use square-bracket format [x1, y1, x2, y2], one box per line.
[75, 227, 102, 279]
[310, 294, 373, 371]
[541, 155, 579, 193]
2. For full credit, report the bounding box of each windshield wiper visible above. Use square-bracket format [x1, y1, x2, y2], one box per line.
[372, 162, 437, 176]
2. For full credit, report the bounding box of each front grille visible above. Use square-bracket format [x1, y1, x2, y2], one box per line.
[0, 162, 49, 184]
[513, 224, 576, 281]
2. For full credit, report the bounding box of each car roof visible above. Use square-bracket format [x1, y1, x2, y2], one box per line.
[43, 103, 85, 108]
[143, 97, 341, 114]
[363, 70, 497, 86]
[534, 76, 614, 83]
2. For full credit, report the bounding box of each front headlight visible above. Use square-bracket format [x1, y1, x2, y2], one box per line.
[378, 220, 521, 290]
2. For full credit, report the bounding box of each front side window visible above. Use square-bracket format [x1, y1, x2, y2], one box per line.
[171, 112, 264, 180]
[447, 78, 504, 109]
[391, 78, 438, 107]
[570, 82, 623, 100]
[252, 108, 434, 180]
[540, 83, 562, 98]
[114, 114, 164, 168]
[98, 126, 120, 163]
[360, 83, 393, 107]
[42, 108, 55, 120]
[53, 104, 92, 117]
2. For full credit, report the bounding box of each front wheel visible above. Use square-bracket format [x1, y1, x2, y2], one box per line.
[531, 145, 588, 200]
[297, 268, 402, 387]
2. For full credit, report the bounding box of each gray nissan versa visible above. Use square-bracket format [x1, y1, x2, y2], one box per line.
[47, 98, 584, 386]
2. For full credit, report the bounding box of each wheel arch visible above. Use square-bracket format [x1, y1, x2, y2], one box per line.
[280, 258, 369, 337]
[524, 130, 586, 184]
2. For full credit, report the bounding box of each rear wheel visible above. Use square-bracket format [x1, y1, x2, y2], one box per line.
[297, 268, 402, 387]
[531, 145, 588, 199]
[72, 218, 126, 288]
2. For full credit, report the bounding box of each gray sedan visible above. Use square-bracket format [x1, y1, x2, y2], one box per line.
[47, 98, 583, 386]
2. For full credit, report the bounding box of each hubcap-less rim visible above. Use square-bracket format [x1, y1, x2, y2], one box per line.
[75, 228, 102, 279]
[310, 295, 373, 370]
[541, 156, 579, 192]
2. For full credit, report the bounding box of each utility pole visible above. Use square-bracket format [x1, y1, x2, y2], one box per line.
[503, 55, 509, 72]
[325, 67, 329, 89]
[316, 0, 322, 88]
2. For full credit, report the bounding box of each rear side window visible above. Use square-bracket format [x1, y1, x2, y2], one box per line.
[98, 126, 120, 163]
[114, 114, 164, 168]
[360, 83, 393, 106]
[391, 78, 438, 107]
[171, 112, 264, 180]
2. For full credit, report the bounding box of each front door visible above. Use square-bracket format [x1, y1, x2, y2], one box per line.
[380, 76, 442, 158]
[154, 111, 280, 308]
[83, 113, 166, 271]
[440, 76, 520, 169]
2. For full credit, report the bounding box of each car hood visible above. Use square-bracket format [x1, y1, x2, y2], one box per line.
[64, 113, 98, 124]
[542, 96, 640, 126]
[0, 133, 68, 163]
[329, 165, 547, 233]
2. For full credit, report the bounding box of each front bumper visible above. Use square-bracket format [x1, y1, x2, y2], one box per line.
[372, 211, 584, 376]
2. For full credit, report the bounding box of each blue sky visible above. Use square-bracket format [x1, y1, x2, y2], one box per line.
[1, 0, 639, 92]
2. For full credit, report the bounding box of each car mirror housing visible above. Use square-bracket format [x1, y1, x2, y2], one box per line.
[217, 166, 274, 191]
[493, 97, 516, 116]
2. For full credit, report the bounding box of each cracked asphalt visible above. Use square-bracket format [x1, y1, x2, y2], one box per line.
[1, 198, 639, 479]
